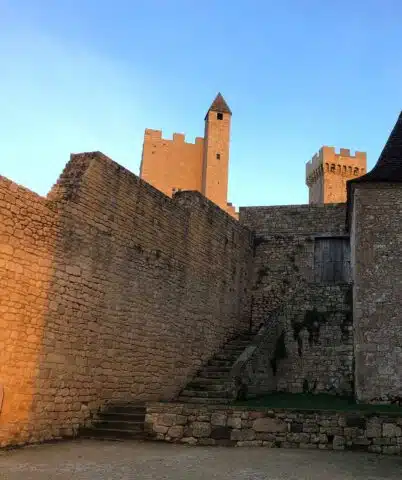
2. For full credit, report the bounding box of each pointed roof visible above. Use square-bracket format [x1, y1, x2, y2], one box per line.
[205, 93, 232, 119]
[346, 110, 402, 229]
[351, 111, 402, 184]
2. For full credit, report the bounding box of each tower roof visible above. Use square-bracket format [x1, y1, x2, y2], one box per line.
[351, 111, 402, 184]
[346, 110, 402, 229]
[205, 93, 232, 119]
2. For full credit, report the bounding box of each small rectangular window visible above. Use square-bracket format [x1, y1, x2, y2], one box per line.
[216, 153, 221, 160]
[217, 112, 223, 120]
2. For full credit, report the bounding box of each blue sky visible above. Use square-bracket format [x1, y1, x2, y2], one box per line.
[1, 0, 402, 207]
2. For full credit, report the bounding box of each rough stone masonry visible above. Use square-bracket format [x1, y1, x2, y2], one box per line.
[1, 107, 402, 450]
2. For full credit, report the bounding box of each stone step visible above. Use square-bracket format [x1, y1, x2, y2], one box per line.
[192, 376, 226, 384]
[207, 359, 234, 367]
[180, 389, 231, 398]
[104, 405, 146, 415]
[198, 369, 230, 378]
[97, 412, 145, 422]
[93, 420, 144, 431]
[186, 381, 229, 392]
[176, 396, 231, 405]
[79, 427, 145, 440]
[214, 350, 244, 359]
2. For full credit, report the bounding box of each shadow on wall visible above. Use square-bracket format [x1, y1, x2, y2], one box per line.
[0, 152, 254, 447]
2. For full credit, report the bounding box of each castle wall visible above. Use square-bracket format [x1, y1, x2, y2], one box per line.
[239, 204, 353, 395]
[140, 129, 204, 197]
[351, 183, 402, 403]
[0, 152, 253, 447]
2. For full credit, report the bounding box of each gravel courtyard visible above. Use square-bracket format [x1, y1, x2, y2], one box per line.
[0, 440, 401, 479]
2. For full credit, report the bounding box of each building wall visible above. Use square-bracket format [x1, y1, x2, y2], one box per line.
[140, 129, 204, 197]
[239, 204, 353, 395]
[351, 183, 402, 404]
[306, 147, 367, 204]
[0, 152, 253, 447]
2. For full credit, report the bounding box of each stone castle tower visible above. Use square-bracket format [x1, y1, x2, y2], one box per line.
[140, 93, 237, 217]
[306, 146, 367, 204]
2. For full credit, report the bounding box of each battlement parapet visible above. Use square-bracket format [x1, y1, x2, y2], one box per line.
[144, 129, 204, 147]
[306, 146, 367, 185]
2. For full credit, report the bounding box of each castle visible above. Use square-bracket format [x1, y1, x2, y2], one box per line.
[0, 93, 401, 450]
[140, 93, 368, 208]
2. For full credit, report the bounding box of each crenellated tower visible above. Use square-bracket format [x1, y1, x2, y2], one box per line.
[140, 93, 237, 217]
[306, 146, 367, 204]
[202, 93, 232, 210]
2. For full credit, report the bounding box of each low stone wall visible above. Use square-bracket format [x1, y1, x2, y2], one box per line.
[145, 403, 402, 455]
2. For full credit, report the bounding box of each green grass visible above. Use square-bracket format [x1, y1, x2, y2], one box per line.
[233, 392, 402, 414]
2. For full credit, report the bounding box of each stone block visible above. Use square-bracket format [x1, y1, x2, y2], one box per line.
[159, 414, 177, 427]
[252, 417, 287, 433]
[383, 423, 402, 437]
[231, 429, 256, 441]
[227, 417, 242, 429]
[366, 420, 381, 438]
[167, 426, 184, 438]
[192, 422, 211, 438]
[211, 413, 227, 427]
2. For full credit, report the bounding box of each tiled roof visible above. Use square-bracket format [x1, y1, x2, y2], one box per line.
[207, 93, 232, 116]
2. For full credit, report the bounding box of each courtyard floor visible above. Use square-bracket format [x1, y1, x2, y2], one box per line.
[0, 439, 401, 479]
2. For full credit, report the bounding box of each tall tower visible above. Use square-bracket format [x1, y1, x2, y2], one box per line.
[202, 93, 232, 209]
[306, 146, 367, 204]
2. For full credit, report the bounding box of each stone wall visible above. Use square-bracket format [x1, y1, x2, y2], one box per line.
[238, 204, 353, 396]
[239, 203, 348, 327]
[0, 151, 253, 447]
[351, 184, 402, 404]
[146, 403, 402, 455]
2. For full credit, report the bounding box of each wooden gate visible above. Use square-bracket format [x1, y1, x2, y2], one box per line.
[314, 237, 351, 283]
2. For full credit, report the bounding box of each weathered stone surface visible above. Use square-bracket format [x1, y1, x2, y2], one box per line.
[253, 418, 287, 433]
[0, 157, 253, 448]
[192, 422, 211, 438]
[167, 426, 184, 438]
[383, 423, 402, 438]
[231, 429, 256, 441]
[211, 413, 227, 427]
[227, 417, 242, 429]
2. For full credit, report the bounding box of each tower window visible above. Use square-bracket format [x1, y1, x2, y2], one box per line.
[216, 153, 221, 160]
[217, 112, 223, 120]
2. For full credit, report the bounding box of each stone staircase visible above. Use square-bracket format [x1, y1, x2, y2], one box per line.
[79, 402, 146, 440]
[176, 331, 254, 404]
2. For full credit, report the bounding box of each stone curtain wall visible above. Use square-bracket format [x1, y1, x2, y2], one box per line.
[146, 403, 402, 455]
[352, 184, 402, 404]
[0, 152, 253, 447]
[239, 204, 348, 328]
[238, 204, 353, 396]
[0, 177, 58, 447]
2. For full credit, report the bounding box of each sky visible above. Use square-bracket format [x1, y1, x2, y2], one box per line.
[1, 0, 402, 207]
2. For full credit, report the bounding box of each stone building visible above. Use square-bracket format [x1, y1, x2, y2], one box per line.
[0, 96, 401, 448]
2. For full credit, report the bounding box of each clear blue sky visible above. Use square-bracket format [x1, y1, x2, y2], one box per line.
[1, 1, 401, 207]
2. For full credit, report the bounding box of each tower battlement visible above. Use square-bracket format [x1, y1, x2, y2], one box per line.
[306, 146, 367, 204]
[144, 129, 204, 145]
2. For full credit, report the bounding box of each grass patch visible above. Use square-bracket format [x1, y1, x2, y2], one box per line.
[233, 392, 402, 414]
